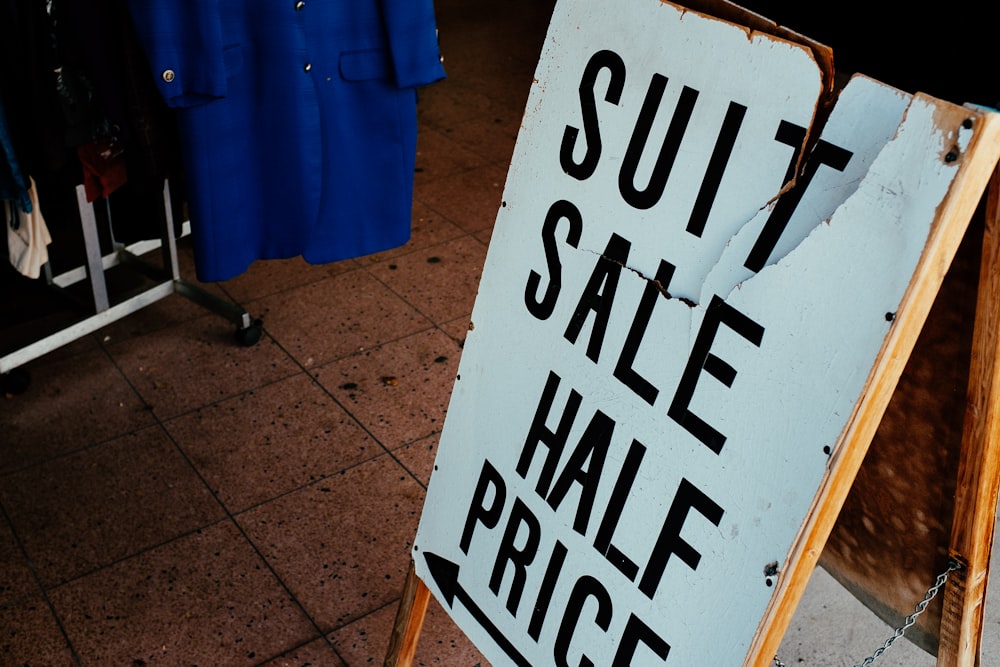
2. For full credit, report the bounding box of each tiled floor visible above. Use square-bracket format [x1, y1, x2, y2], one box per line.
[2, 2, 999, 667]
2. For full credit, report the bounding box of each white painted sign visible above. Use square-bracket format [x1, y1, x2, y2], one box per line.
[413, 0, 976, 664]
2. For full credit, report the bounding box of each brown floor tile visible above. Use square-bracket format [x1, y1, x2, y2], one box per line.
[238, 455, 425, 633]
[219, 255, 358, 305]
[255, 637, 347, 667]
[250, 270, 433, 370]
[0, 595, 77, 666]
[415, 129, 490, 186]
[366, 236, 487, 326]
[1, 425, 224, 587]
[49, 521, 317, 666]
[466, 75, 535, 120]
[0, 517, 37, 607]
[165, 373, 379, 513]
[417, 82, 498, 131]
[331, 597, 488, 667]
[107, 314, 299, 420]
[442, 116, 520, 167]
[357, 202, 467, 266]
[393, 434, 440, 488]
[435, 29, 540, 93]
[438, 317, 473, 349]
[417, 165, 507, 234]
[0, 347, 157, 474]
[473, 228, 493, 248]
[310, 329, 461, 449]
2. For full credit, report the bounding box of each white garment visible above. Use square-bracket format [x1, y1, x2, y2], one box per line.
[6, 178, 51, 279]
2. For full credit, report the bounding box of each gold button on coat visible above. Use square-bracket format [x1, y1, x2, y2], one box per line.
[161, 69, 176, 82]
[294, 1, 305, 9]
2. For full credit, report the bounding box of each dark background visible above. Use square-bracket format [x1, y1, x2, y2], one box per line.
[736, 2, 999, 109]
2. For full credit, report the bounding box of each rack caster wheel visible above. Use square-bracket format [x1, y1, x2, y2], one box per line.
[235, 318, 263, 347]
[2, 368, 31, 396]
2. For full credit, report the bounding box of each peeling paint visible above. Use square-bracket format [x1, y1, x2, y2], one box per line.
[700, 75, 912, 304]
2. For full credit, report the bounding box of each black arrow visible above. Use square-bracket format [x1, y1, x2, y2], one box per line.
[422, 551, 532, 667]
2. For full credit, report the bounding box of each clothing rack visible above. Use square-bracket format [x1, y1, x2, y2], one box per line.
[1, 180, 262, 393]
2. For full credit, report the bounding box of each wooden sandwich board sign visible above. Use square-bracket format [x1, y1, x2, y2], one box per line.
[391, 0, 1000, 665]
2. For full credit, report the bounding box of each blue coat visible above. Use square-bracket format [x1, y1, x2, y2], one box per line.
[126, 0, 445, 282]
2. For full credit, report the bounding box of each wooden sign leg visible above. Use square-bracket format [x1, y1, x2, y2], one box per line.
[937, 165, 1000, 667]
[384, 560, 432, 667]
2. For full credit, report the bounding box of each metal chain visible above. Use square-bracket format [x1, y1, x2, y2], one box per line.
[852, 559, 962, 666]
[773, 558, 962, 667]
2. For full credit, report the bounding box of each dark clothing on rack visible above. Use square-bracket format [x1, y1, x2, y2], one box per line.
[0, 0, 74, 183]
[59, 0, 183, 199]
[0, 0, 183, 246]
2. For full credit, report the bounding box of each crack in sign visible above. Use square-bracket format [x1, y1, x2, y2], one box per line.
[699, 76, 915, 304]
[583, 246, 699, 308]
[582, 78, 922, 319]
[548, 77, 916, 321]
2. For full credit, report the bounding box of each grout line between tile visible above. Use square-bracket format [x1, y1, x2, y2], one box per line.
[0, 495, 85, 666]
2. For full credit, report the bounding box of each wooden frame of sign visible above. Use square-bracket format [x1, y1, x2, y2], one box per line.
[936, 166, 1000, 667]
[386, 0, 1000, 665]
